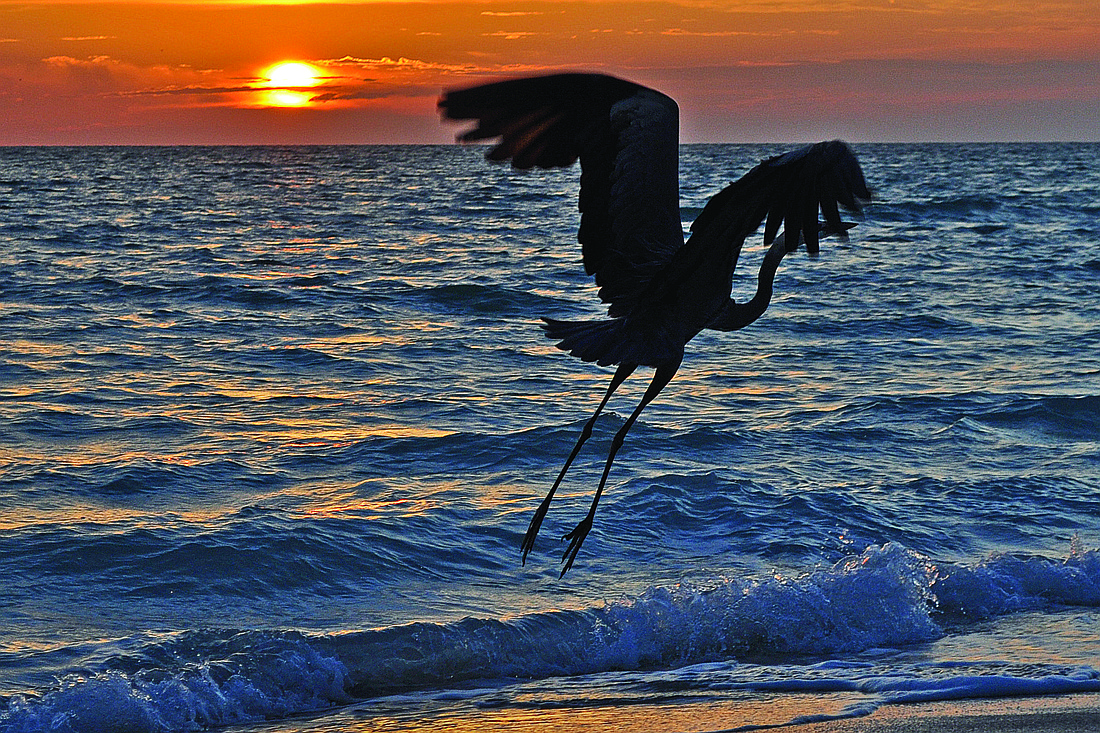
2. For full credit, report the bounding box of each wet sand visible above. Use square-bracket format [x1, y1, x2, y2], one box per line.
[789, 694, 1100, 733]
[285, 692, 1100, 733]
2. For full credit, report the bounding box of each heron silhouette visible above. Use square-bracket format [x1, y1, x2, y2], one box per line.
[439, 73, 871, 576]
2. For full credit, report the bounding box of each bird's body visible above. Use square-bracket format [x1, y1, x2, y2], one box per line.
[439, 73, 870, 575]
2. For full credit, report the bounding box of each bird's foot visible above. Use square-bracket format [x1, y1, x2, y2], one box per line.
[520, 518, 541, 566]
[560, 514, 594, 577]
[521, 496, 553, 566]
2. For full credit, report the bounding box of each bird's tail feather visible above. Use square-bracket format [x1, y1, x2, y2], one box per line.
[541, 317, 630, 366]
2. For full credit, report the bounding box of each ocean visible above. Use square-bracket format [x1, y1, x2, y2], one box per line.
[0, 143, 1098, 732]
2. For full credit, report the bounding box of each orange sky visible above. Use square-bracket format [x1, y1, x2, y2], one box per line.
[2, 0, 1098, 145]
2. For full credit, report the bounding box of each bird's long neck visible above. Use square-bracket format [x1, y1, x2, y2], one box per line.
[708, 235, 787, 331]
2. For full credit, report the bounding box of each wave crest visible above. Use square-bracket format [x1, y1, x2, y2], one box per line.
[6, 544, 1100, 731]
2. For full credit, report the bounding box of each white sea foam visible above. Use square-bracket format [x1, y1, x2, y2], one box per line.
[10, 544, 1100, 732]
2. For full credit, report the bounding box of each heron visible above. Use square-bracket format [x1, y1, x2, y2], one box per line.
[438, 72, 871, 576]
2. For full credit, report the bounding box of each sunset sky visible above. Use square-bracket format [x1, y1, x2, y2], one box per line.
[2, 0, 1098, 145]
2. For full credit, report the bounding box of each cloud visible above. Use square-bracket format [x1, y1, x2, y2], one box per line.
[41, 53, 589, 114]
[481, 31, 541, 40]
[319, 56, 479, 74]
[659, 28, 780, 37]
[119, 84, 258, 98]
[312, 56, 559, 78]
[658, 27, 839, 37]
[308, 87, 402, 103]
[33, 54, 250, 110]
[43, 54, 115, 68]
[315, 56, 585, 82]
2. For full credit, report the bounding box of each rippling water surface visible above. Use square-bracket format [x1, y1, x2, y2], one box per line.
[1, 144, 1098, 731]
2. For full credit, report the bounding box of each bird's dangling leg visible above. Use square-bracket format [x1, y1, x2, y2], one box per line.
[560, 359, 681, 577]
[521, 362, 637, 565]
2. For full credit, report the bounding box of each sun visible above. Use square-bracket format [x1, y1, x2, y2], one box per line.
[266, 61, 320, 88]
[260, 61, 322, 107]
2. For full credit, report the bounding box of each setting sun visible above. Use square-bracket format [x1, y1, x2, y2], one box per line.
[266, 61, 320, 88]
[261, 61, 322, 108]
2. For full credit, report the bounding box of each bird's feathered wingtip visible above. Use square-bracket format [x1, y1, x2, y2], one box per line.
[687, 140, 869, 251]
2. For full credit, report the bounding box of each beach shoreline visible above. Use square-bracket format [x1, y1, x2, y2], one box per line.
[789, 693, 1100, 733]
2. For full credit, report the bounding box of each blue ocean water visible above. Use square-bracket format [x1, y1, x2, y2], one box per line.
[0, 143, 1098, 732]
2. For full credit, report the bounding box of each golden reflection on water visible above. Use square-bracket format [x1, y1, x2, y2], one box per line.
[0, 501, 232, 533]
[305, 497, 436, 521]
[311, 692, 863, 733]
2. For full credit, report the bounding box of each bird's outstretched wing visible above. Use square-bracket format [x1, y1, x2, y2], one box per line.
[689, 140, 871, 259]
[439, 73, 685, 317]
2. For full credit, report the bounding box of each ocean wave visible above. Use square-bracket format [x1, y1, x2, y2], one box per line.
[323, 545, 935, 698]
[859, 665, 1100, 704]
[0, 632, 351, 733]
[887, 194, 1006, 220]
[6, 545, 1099, 731]
[685, 663, 1100, 727]
[415, 283, 560, 318]
[975, 394, 1100, 440]
[932, 548, 1100, 619]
